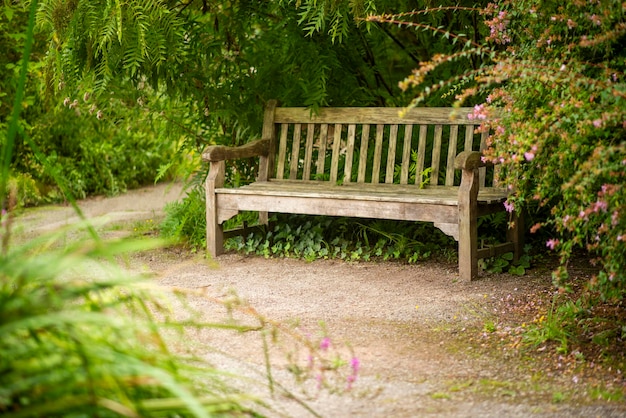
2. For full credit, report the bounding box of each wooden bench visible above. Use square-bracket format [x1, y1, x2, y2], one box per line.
[203, 100, 523, 280]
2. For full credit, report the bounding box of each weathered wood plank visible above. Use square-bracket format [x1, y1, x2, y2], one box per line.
[416, 125, 427, 186]
[344, 124, 357, 183]
[385, 124, 399, 184]
[458, 160, 479, 280]
[445, 125, 459, 186]
[303, 124, 315, 180]
[276, 123, 289, 180]
[330, 124, 343, 183]
[400, 125, 413, 185]
[216, 180, 508, 205]
[371, 124, 384, 184]
[260, 99, 278, 185]
[289, 123, 302, 180]
[357, 124, 370, 183]
[430, 124, 443, 186]
[206, 160, 226, 256]
[479, 130, 488, 188]
[216, 193, 459, 224]
[464, 124, 474, 151]
[316, 124, 329, 177]
[275, 107, 475, 125]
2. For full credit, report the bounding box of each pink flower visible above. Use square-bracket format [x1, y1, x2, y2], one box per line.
[592, 119, 602, 128]
[590, 14, 602, 26]
[320, 337, 331, 351]
[350, 357, 360, 374]
[524, 152, 535, 161]
[593, 200, 608, 212]
[503, 201, 514, 213]
[546, 239, 559, 250]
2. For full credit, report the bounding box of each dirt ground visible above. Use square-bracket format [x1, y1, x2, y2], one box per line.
[15, 183, 626, 417]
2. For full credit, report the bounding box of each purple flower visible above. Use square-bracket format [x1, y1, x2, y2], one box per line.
[503, 201, 514, 213]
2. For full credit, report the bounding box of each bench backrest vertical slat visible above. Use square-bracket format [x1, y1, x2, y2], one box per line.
[400, 124, 413, 185]
[385, 124, 399, 184]
[357, 124, 370, 183]
[371, 124, 384, 184]
[445, 125, 459, 186]
[343, 124, 357, 183]
[329, 123, 343, 183]
[479, 130, 488, 188]
[289, 123, 302, 180]
[430, 124, 443, 185]
[276, 123, 289, 180]
[415, 125, 427, 186]
[464, 124, 474, 151]
[316, 124, 329, 178]
[303, 123, 315, 180]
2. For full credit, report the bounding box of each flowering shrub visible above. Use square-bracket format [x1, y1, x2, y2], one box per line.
[397, 1, 625, 300]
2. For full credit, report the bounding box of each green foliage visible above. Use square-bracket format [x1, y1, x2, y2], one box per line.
[0, 229, 249, 417]
[396, 2, 626, 301]
[160, 186, 207, 252]
[223, 214, 455, 263]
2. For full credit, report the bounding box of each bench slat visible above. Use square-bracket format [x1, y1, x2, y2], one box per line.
[357, 124, 370, 183]
[330, 124, 343, 183]
[464, 124, 474, 151]
[316, 124, 328, 177]
[385, 124, 399, 184]
[276, 123, 289, 179]
[430, 124, 443, 185]
[289, 123, 302, 180]
[274, 107, 474, 125]
[445, 125, 459, 186]
[400, 124, 413, 185]
[216, 180, 508, 205]
[303, 124, 315, 180]
[372, 124, 384, 184]
[416, 125, 428, 186]
[479, 130, 488, 188]
[344, 124, 357, 183]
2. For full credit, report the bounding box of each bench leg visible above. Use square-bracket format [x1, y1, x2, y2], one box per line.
[206, 161, 225, 257]
[458, 211, 478, 281]
[258, 211, 269, 226]
[458, 167, 479, 281]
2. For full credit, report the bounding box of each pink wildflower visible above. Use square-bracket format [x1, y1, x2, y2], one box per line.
[590, 14, 602, 26]
[593, 200, 608, 212]
[592, 119, 603, 128]
[503, 201, 514, 213]
[546, 239, 559, 250]
[524, 152, 535, 161]
[350, 357, 360, 374]
[320, 337, 331, 351]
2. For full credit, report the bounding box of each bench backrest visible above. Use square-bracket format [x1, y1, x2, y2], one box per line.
[264, 101, 493, 188]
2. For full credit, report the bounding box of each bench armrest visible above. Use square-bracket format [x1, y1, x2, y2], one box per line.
[454, 151, 490, 170]
[202, 138, 270, 162]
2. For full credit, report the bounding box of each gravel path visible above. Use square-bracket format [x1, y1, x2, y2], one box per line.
[16, 183, 626, 417]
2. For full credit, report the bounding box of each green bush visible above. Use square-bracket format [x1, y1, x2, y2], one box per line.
[398, 1, 626, 300]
